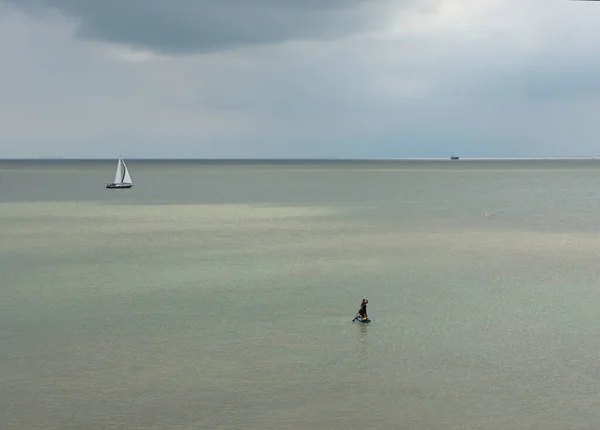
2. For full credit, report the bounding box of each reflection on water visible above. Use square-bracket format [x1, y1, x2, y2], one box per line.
[359, 322, 369, 338]
[356, 321, 370, 356]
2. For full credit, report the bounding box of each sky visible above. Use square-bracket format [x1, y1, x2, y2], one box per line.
[0, 0, 599, 159]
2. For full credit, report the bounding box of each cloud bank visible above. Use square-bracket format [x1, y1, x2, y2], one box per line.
[1, 0, 600, 158]
[5, 0, 402, 53]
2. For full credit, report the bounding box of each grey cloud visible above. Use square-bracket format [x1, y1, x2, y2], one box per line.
[3, 0, 600, 159]
[5, 0, 399, 53]
[450, 57, 600, 103]
[516, 61, 600, 101]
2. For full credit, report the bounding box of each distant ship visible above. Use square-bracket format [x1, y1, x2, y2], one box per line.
[450, 155, 459, 160]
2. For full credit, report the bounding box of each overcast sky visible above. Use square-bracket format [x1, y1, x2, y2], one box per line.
[1, 0, 599, 158]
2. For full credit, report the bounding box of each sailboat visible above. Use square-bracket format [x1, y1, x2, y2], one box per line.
[106, 157, 133, 189]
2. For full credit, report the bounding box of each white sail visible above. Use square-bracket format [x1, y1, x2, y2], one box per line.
[113, 158, 123, 184]
[122, 160, 132, 184]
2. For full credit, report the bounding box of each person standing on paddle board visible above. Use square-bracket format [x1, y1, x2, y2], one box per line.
[358, 299, 368, 317]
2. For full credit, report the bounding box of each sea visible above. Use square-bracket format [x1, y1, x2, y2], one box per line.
[2, 159, 600, 429]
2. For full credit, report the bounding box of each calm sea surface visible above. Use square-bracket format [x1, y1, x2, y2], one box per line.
[2, 159, 600, 429]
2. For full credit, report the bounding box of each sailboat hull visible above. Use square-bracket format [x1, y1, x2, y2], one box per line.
[106, 183, 132, 189]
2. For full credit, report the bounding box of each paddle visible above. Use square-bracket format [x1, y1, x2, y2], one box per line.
[352, 311, 360, 322]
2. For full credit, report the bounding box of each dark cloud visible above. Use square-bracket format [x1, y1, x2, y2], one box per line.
[5, 0, 397, 53]
[4, 0, 600, 158]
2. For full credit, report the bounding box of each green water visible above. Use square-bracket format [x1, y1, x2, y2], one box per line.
[2, 160, 600, 429]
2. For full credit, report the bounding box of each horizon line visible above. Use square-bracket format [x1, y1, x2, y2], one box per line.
[2, 156, 600, 161]
[0, 155, 600, 161]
